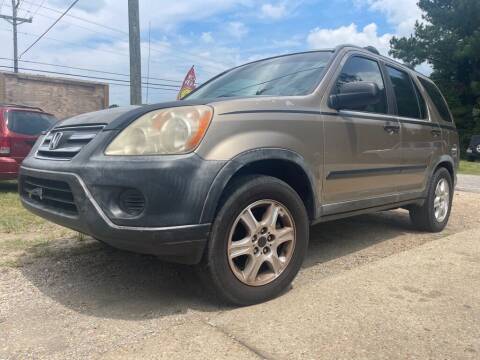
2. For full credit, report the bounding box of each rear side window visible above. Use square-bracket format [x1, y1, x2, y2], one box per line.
[418, 78, 452, 122]
[412, 80, 427, 119]
[335, 56, 387, 114]
[386, 66, 422, 119]
[7, 111, 57, 136]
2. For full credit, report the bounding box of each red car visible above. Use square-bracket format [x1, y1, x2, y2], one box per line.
[0, 104, 57, 180]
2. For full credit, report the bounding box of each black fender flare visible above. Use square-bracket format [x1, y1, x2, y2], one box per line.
[199, 148, 318, 223]
[430, 155, 457, 188]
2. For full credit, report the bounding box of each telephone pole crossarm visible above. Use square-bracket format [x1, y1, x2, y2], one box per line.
[1, 0, 33, 73]
[0, 14, 32, 23]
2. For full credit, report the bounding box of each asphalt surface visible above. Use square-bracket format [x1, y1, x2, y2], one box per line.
[1, 185, 480, 359]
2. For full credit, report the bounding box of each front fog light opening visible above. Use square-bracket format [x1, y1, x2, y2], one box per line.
[118, 189, 146, 216]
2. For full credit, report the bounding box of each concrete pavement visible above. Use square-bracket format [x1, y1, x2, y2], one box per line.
[2, 192, 480, 359]
[105, 228, 480, 359]
[457, 174, 480, 193]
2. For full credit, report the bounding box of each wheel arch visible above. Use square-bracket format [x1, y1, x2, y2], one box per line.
[431, 155, 456, 186]
[199, 148, 318, 223]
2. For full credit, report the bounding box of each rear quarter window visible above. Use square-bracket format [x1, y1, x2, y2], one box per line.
[7, 111, 57, 136]
[418, 78, 453, 123]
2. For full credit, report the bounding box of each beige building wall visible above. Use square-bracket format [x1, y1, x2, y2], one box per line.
[0, 72, 109, 119]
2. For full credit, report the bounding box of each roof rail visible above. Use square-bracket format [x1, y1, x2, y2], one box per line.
[0, 103, 44, 112]
[332, 44, 427, 77]
[363, 46, 380, 55]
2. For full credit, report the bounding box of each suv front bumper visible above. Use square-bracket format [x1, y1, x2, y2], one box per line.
[19, 155, 224, 264]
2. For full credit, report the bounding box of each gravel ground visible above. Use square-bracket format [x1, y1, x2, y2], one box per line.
[0, 190, 479, 359]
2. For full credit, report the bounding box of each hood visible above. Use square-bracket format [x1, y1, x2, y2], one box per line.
[56, 100, 212, 130]
[55, 95, 315, 131]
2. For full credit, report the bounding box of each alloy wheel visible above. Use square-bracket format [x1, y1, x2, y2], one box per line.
[433, 178, 450, 222]
[227, 200, 296, 287]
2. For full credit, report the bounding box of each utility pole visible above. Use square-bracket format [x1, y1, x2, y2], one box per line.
[0, 1, 32, 73]
[128, 0, 142, 105]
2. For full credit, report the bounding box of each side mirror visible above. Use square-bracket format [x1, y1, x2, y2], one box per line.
[329, 81, 380, 110]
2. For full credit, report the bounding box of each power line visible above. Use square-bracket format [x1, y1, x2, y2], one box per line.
[0, 56, 183, 83]
[0, 64, 180, 93]
[21, 0, 127, 35]
[19, 0, 34, 18]
[0, 27, 207, 85]
[32, 0, 45, 16]
[20, 0, 79, 57]
[17, 0, 229, 74]
[0, 0, 33, 72]
[0, 63, 181, 89]
[5, 2, 121, 41]
[0, 26, 129, 57]
[2, 1, 230, 76]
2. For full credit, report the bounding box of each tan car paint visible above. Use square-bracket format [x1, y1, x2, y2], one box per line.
[195, 46, 459, 220]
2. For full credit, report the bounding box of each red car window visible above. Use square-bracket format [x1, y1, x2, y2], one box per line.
[6, 111, 57, 136]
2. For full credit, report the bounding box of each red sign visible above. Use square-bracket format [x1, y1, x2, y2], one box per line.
[177, 66, 196, 100]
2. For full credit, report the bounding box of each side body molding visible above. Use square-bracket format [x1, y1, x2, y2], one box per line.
[199, 148, 319, 223]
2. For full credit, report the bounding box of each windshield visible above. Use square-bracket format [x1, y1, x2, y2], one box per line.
[187, 51, 333, 99]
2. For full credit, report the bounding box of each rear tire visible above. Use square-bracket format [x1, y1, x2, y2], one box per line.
[409, 168, 453, 232]
[201, 175, 309, 306]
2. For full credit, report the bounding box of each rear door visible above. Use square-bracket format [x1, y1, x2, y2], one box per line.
[384, 65, 441, 194]
[417, 77, 459, 167]
[322, 54, 403, 212]
[6, 110, 57, 162]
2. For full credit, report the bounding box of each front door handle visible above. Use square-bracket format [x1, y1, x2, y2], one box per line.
[431, 129, 441, 137]
[384, 124, 400, 134]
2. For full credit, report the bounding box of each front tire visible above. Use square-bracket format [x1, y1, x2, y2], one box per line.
[409, 168, 453, 232]
[202, 175, 309, 306]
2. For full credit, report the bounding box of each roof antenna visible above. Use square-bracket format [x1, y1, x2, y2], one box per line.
[364, 46, 380, 55]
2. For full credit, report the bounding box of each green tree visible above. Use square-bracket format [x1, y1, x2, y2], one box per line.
[389, 0, 480, 153]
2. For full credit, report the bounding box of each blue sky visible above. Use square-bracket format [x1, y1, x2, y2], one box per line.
[0, 0, 427, 105]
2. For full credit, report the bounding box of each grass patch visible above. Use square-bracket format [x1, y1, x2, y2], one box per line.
[0, 181, 70, 234]
[0, 180, 80, 267]
[459, 160, 480, 176]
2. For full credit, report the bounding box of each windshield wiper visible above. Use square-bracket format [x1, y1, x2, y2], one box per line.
[255, 86, 273, 95]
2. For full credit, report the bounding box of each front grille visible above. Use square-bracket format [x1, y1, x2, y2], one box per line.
[36, 124, 105, 160]
[22, 176, 77, 215]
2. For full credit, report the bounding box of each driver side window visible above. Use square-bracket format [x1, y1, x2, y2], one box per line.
[335, 56, 387, 114]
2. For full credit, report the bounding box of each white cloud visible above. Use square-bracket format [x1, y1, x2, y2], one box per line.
[307, 23, 392, 55]
[227, 21, 249, 39]
[358, 0, 423, 36]
[201, 32, 214, 43]
[261, 3, 288, 19]
[0, 0, 256, 105]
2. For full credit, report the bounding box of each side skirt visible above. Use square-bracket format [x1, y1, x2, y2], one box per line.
[313, 198, 425, 224]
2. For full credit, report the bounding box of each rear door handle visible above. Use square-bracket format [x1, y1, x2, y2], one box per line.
[384, 124, 400, 134]
[431, 129, 441, 137]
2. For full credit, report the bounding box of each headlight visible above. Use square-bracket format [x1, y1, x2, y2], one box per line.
[105, 106, 213, 155]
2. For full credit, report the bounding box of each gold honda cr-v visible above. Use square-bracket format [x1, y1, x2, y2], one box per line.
[19, 44, 459, 305]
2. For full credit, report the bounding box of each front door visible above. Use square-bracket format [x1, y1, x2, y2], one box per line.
[322, 54, 403, 213]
